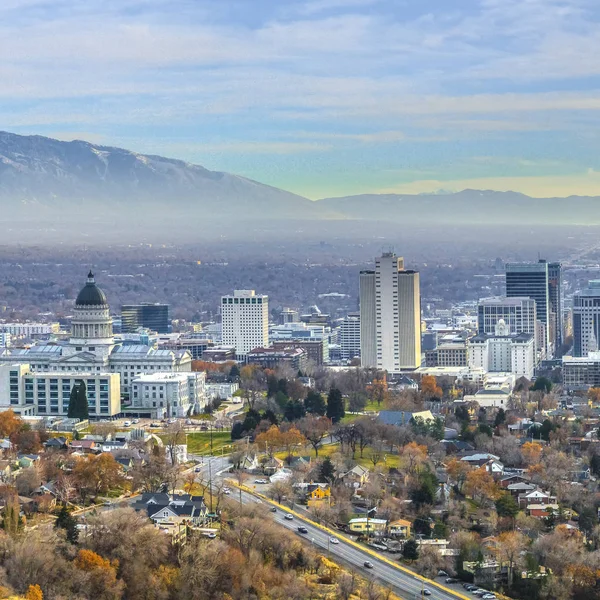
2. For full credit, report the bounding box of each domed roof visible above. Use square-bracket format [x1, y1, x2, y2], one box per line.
[75, 271, 108, 306]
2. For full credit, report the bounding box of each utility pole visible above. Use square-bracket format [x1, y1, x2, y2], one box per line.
[208, 458, 213, 513]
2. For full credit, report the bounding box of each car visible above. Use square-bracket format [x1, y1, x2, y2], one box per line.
[446, 578, 459, 584]
[223, 488, 231, 495]
[150, 423, 161, 428]
[482, 595, 496, 600]
[329, 537, 339, 544]
[363, 561, 374, 569]
[422, 590, 431, 597]
[203, 532, 217, 539]
[123, 420, 132, 427]
[465, 585, 478, 591]
[254, 479, 268, 484]
[270, 507, 277, 512]
[194, 467, 201, 473]
[297, 526, 308, 534]
[473, 591, 488, 597]
[438, 570, 448, 577]
[103, 501, 112, 506]
[284, 514, 294, 520]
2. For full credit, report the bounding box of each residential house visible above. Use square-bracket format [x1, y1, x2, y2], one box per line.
[240, 454, 260, 472]
[263, 456, 284, 475]
[132, 493, 208, 527]
[527, 503, 560, 518]
[485, 459, 505, 479]
[416, 538, 458, 557]
[17, 454, 40, 469]
[500, 474, 530, 488]
[44, 437, 68, 450]
[506, 482, 537, 497]
[389, 518, 412, 538]
[0, 439, 12, 456]
[340, 465, 370, 488]
[348, 517, 387, 535]
[70, 440, 97, 453]
[377, 410, 434, 427]
[518, 489, 557, 510]
[269, 468, 292, 483]
[460, 453, 500, 467]
[440, 440, 474, 455]
[295, 483, 331, 508]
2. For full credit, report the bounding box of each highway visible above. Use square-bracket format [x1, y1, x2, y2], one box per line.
[190, 456, 468, 600]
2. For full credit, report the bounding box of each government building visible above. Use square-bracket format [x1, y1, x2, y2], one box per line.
[0, 272, 197, 419]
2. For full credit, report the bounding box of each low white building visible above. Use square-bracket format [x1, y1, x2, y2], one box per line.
[0, 333, 10, 348]
[467, 320, 535, 379]
[0, 323, 60, 336]
[130, 371, 206, 418]
[205, 382, 239, 401]
[0, 363, 121, 417]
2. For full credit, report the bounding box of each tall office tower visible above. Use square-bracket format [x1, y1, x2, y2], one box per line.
[547, 261, 563, 352]
[339, 312, 361, 360]
[281, 308, 299, 324]
[359, 253, 421, 372]
[506, 261, 551, 355]
[478, 297, 537, 337]
[573, 281, 600, 357]
[121, 303, 171, 334]
[221, 290, 269, 356]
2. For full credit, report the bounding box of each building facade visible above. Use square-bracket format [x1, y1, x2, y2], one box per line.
[360, 253, 421, 372]
[573, 281, 600, 357]
[221, 290, 269, 357]
[563, 353, 600, 390]
[130, 371, 206, 418]
[121, 303, 171, 334]
[338, 313, 361, 360]
[478, 296, 537, 339]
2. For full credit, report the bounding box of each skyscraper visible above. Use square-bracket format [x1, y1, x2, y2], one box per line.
[573, 281, 600, 357]
[360, 253, 421, 372]
[547, 261, 563, 352]
[121, 303, 171, 334]
[221, 290, 269, 356]
[506, 261, 551, 355]
[478, 297, 537, 338]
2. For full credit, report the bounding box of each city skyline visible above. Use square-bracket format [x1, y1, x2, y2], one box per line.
[2, 0, 600, 199]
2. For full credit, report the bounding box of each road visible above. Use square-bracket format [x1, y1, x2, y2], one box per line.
[189, 456, 468, 600]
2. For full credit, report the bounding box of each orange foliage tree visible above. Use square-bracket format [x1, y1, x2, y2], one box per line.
[367, 373, 388, 406]
[0, 409, 23, 438]
[521, 441, 543, 465]
[420, 375, 442, 400]
[401, 442, 428, 475]
[25, 585, 43, 600]
[446, 457, 471, 493]
[464, 467, 500, 504]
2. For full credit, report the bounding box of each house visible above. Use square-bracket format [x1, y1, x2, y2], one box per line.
[377, 410, 434, 427]
[101, 440, 128, 453]
[263, 456, 284, 475]
[240, 454, 260, 472]
[269, 468, 292, 483]
[288, 456, 312, 469]
[416, 538, 458, 557]
[485, 459, 505, 479]
[17, 454, 40, 469]
[70, 440, 97, 453]
[340, 465, 370, 488]
[506, 482, 536, 497]
[44, 437, 68, 450]
[348, 517, 388, 535]
[389, 519, 412, 538]
[295, 483, 331, 507]
[132, 493, 208, 526]
[441, 440, 474, 455]
[0, 439, 13, 455]
[500, 474, 530, 488]
[518, 489, 556, 509]
[527, 503, 559, 518]
[460, 453, 500, 467]
[115, 456, 134, 471]
[32, 482, 57, 497]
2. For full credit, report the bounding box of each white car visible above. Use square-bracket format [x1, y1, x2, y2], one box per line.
[132, 419, 139, 424]
[481, 595, 496, 600]
[223, 488, 231, 495]
[123, 421, 132, 427]
[284, 514, 294, 520]
[329, 537, 339, 544]
[254, 479, 268, 484]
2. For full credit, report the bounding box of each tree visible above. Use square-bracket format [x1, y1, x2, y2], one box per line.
[283, 399, 306, 422]
[420, 375, 442, 400]
[415, 544, 447, 578]
[229, 364, 240, 379]
[411, 416, 444, 440]
[68, 380, 89, 420]
[164, 421, 186, 464]
[267, 480, 292, 504]
[531, 377, 552, 393]
[446, 458, 470, 493]
[15, 467, 41, 496]
[297, 415, 330, 457]
[73, 454, 124, 500]
[25, 585, 43, 600]
[319, 456, 336, 483]
[539, 419, 556, 442]
[521, 441, 543, 465]
[465, 468, 499, 505]
[367, 374, 388, 406]
[494, 408, 506, 427]
[11, 429, 41, 454]
[403, 538, 419, 560]
[496, 493, 519, 519]
[326, 388, 345, 424]
[55, 504, 79, 544]
[255, 425, 284, 457]
[304, 390, 326, 415]
[0, 409, 23, 438]
[74, 548, 123, 600]
[410, 469, 438, 508]
[496, 531, 528, 587]
[280, 426, 306, 462]
[2, 493, 21, 535]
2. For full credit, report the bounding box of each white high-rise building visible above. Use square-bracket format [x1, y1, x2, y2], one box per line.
[360, 253, 421, 372]
[573, 281, 600, 357]
[221, 290, 269, 356]
[339, 312, 361, 360]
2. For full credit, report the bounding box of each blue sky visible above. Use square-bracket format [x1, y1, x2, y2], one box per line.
[3, 0, 600, 198]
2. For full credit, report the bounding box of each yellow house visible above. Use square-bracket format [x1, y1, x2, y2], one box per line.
[348, 518, 387, 534]
[306, 484, 331, 508]
[389, 519, 412, 538]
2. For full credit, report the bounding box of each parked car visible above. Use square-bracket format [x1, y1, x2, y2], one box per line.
[438, 570, 448, 577]
[363, 561, 374, 569]
[464, 585, 478, 591]
[446, 578, 459, 584]
[150, 423, 161, 428]
[284, 514, 294, 520]
[132, 419, 139, 424]
[482, 595, 496, 600]
[123, 421, 132, 427]
[329, 537, 339, 544]
[203, 532, 217, 539]
[254, 479, 268, 484]
[297, 526, 308, 534]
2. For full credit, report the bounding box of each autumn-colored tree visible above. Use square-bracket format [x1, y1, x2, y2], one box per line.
[10, 430, 41, 454]
[296, 415, 330, 457]
[496, 531, 528, 587]
[401, 442, 428, 475]
[74, 549, 123, 600]
[445, 457, 471, 492]
[25, 584, 43, 600]
[464, 467, 499, 504]
[255, 425, 283, 457]
[73, 454, 124, 500]
[521, 441, 543, 465]
[191, 360, 222, 372]
[0, 409, 23, 438]
[589, 388, 600, 404]
[367, 374, 388, 406]
[280, 426, 307, 462]
[420, 375, 442, 399]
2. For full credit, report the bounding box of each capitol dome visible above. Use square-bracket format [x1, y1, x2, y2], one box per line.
[75, 271, 108, 306]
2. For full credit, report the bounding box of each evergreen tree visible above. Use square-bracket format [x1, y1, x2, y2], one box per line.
[319, 456, 336, 483]
[304, 390, 326, 415]
[55, 504, 79, 544]
[284, 399, 306, 422]
[326, 388, 345, 423]
[402, 538, 419, 560]
[494, 408, 506, 427]
[495, 493, 519, 519]
[68, 381, 89, 420]
[229, 364, 240, 379]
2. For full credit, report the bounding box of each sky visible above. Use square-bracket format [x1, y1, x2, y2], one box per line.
[3, 0, 600, 199]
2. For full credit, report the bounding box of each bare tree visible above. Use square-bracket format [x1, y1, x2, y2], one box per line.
[297, 415, 330, 457]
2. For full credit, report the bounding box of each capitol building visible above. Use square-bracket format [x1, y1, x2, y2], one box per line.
[0, 272, 200, 419]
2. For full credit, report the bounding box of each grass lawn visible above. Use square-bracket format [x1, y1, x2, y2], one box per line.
[183, 432, 234, 455]
[275, 441, 401, 470]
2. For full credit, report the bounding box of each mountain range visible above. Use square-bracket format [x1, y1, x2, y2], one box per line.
[0, 131, 598, 243]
